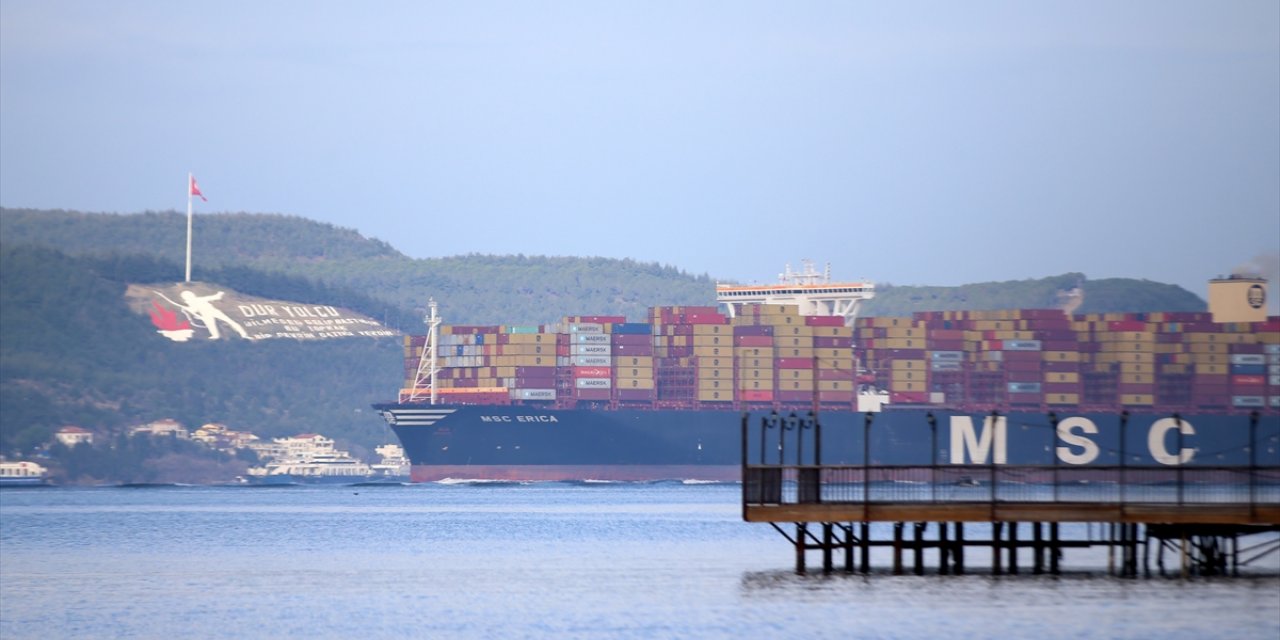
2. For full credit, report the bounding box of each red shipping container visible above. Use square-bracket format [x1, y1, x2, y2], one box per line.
[1042, 383, 1082, 394]
[739, 390, 773, 402]
[1108, 321, 1148, 332]
[812, 336, 848, 348]
[818, 369, 853, 381]
[890, 391, 928, 403]
[928, 329, 965, 340]
[736, 335, 773, 347]
[775, 358, 813, 369]
[574, 366, 611, 378]
[804, 316, 844, 327]
[1232, 375, 1266, 386]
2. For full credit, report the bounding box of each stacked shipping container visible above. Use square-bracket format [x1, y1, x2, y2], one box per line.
[401, 305, 858, 409]
[855, 310, 1280, 411]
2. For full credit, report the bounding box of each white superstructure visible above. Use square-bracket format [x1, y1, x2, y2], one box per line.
[716, 260, 875, 326]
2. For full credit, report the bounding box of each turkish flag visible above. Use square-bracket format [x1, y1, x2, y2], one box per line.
[190, 176, 207, 201]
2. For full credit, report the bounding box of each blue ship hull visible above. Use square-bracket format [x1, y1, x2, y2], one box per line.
[374, 404, 1280, 482]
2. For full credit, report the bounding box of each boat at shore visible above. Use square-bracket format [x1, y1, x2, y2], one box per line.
[376, 269, 1279, 482]
[0, 460, 50, 487]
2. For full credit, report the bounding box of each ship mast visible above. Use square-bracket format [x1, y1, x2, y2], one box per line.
[406, 299, 441, 404]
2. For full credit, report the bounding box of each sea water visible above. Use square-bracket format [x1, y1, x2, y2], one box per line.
[1, 483, 1277, 639]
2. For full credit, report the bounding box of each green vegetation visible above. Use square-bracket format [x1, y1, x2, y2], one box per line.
[46, 436, 256, 485]
[863, 273, 1204, 317]
[0, 207, 1210, 483]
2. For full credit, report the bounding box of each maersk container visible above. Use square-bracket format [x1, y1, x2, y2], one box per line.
[930, 361, 962, 372]
[511, 388, 556, 400]
[568, 323, 604, 334]
[1004, 340, 1043, 351]
[1232, 396, 1266, 407]
[930, 351, 964, 361]
[1230, 354, 1267, 366]
[1008, 382, 1042, 393]
[572, 355, 611, 367]
[575, 378, 612, 389]
[570, 344, 611, 356]
[571, 333, 611, 344]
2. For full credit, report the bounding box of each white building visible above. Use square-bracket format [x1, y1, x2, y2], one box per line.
[130, 419, 190, 439]
[55, 426, 94, 447]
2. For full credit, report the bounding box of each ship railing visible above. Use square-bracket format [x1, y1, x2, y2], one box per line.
[743, 464, 1280, 508]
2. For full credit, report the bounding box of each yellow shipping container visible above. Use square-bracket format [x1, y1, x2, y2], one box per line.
[1258, 331, 1280, 344]
[774, 336, 815, 348]
[891, 359, 928, 370]
[880, 338, 926, 349]
[822, 380, 855, 392]
[1097, 352, 1155, 364]
[1046, 393, 1081, 405]
[1160, 364, 1189, 374]
[737, 379, 775, 391]
[1188, 343, 1225, 354]
[1044, 372, 1080, 383]
[616, 356, 653, 368]
[778, 369, 815, 381]
[698, 389, 734, 402]
[1042, 351, 1082, 362]
[738, 367, 772, 380]
[814, 326, 854, 338]
[736, 358, 773, 370]
[1188, 353, 1225, 364]
[777, 379, 814, 391]
[734, 346, 773, 358]
[690, 324, 729, 335]
[693, 346, 733, 358]
[1124, 373, 1155, 384]
[698, 379, 733, 391]
[890, 379, 926, 392]
[617, 378, 655, 390]
[776, 347, 815, 359]
[692, 334, 733, 347]
[697, 367, 733, 379]
[775, 325, 814, 337]
[759, 314, 800, 326]
[884, 327, 924, 339]
[615, 367, 654, 379]
[1121, 394, 1155, 406]
[1119, 362, 1151, 374]
[891, 370, 928, 382]
[990, 330, 1036, 340]
[1195, 363, 1228, 375]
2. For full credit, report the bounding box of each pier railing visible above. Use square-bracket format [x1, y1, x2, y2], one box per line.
[743, 464, 1280, 507]
[740, 410, 1280, 523]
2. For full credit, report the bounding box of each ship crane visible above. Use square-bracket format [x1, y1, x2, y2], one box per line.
[403, 298, 441, 404]
[715, 260, 875, 326]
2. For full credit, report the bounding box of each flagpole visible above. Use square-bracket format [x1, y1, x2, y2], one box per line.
[185, 172, 193, 283]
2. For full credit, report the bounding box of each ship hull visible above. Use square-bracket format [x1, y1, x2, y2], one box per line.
[374, 404, 1280, 482]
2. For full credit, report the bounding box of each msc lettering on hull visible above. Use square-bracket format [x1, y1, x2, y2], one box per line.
[950, 416, 1198, 466]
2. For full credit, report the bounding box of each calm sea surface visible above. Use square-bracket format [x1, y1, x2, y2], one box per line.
[2, 483, 1277, 639]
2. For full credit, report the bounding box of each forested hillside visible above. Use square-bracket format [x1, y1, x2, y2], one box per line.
[0, 208, 717, 324]
[863, 273, 1205, 317]
[0, 244, 403, 458]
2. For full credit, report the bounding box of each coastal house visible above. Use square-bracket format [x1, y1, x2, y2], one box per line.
[54, 426, 93, 447]
[129, 419, 190, 439]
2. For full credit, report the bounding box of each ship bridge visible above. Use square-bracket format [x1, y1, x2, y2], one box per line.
[716, 260, 875, 326]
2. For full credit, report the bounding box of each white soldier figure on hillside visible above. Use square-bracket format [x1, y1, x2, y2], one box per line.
[178, 290, 250, 340]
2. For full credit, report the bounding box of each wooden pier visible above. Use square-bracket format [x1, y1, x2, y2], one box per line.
[741, 411, 1280, 576]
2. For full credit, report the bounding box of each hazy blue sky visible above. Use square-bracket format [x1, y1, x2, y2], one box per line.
[2, 1, 1277, 310]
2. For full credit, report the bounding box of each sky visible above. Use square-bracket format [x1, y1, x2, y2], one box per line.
[2, 1, 1278, 311]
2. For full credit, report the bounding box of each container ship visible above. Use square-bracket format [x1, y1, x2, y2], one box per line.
[375, 266, 1280, 482]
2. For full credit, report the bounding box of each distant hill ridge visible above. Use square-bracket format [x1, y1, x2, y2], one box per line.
[0, 207, 1205, 323]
